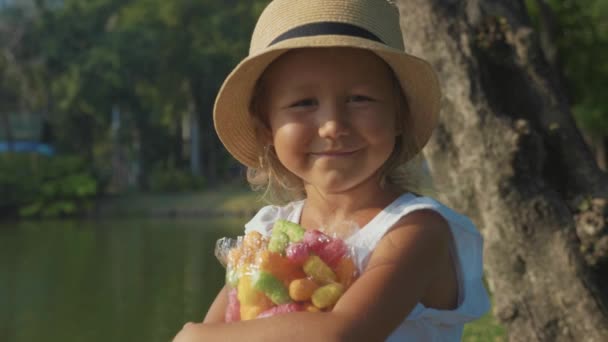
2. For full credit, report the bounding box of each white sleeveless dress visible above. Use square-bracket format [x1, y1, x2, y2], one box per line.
[244, 192, 491, 341]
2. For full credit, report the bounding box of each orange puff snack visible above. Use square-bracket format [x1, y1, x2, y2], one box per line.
[215, 220, 359, 322]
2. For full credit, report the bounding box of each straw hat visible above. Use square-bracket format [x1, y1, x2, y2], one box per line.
[213, 0, 441, 169]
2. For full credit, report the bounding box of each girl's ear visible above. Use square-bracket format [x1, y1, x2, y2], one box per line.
[261, 127, 274, 145]
[253, 115, 274, 145]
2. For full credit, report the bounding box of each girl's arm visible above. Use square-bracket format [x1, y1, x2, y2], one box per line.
[174, 209, 452, 342]
[202, 285, 229, 323]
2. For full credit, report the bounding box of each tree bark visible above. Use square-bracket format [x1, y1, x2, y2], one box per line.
[396, 0, 608, 341]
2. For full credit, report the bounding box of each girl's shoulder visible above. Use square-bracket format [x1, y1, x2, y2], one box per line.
[348, 193, 490, 324]
[243, 200, 305, 236]
[395, 194, 480, 236]
[350, 193, 481, 247]
[379, 194, 485, 269]
[385, 194, 492, 324]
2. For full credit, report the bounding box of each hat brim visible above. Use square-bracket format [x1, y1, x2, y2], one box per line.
[213, 35, 441, 168]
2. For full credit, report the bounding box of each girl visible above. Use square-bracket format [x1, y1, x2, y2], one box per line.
[174, 0, 490, 341]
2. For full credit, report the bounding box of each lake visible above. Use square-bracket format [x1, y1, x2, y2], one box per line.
[0, 218, 244, 342]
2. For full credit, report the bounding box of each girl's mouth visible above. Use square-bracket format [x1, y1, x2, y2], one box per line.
[310, 149, 359, 157]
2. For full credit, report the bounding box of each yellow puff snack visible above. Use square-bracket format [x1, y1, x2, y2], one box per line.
[237, 275, 269, 306]
[303, 255, 337, 284]
[240, 304, 269, 321]
[288, 278, 319, 301]
[311, 283, 345, 309]
[304, 303, 321, 312]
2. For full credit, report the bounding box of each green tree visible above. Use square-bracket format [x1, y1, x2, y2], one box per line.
[527, 0, 608, 167]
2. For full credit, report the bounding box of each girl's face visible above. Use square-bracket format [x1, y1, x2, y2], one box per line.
[260, 47, 400, 196]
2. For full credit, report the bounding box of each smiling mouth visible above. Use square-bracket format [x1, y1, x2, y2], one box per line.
[310, 149, 359, 157]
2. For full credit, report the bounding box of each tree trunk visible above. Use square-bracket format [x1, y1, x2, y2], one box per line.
[189, 103, 201, 177]
[0, 67, 16, 150]
[190, 79, 221, 184]
[0, 111, 13, 150]
[396, 0, 608, 341]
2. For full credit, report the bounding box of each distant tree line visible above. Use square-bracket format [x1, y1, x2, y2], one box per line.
[0, 0, 269, 193]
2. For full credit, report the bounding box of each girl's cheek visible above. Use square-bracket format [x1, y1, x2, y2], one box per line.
[356, 114, 395, 133]
[268, 110, 309, 130]
[272, 124, 310, 149]
[277, 119, 312, 133]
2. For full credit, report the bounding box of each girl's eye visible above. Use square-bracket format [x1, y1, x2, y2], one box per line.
[290, 99, 317, 108]
[348, 95, 373, 102]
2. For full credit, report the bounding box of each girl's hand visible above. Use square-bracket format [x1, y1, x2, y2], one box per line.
[172, 322, 206, 342]
[174, 286, 227, 341]
[203, 286, 229, 324]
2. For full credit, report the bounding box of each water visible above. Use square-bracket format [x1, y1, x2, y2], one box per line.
[0, 218, 245, 342]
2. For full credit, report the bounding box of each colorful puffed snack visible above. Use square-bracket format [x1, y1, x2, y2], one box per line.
[215, 220, 360, 321]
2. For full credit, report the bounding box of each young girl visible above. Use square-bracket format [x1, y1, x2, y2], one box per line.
[174, 0, 490, 341]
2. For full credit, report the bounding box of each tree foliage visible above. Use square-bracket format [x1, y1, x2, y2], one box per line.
[1, 0, 604, 198]
[1, 0, 269, 191]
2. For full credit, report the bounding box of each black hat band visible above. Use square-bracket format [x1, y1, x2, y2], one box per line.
[268, 22, 385, 47]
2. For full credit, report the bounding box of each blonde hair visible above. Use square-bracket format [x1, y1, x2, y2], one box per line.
[247, 54, 436, 204]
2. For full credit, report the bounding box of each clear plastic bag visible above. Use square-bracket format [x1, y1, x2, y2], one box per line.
[215, 219, 359, 322]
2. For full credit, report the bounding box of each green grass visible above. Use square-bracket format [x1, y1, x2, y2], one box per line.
[463, 305, 507, 341]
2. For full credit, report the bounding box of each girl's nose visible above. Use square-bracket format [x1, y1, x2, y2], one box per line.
[318, 104, 349, 139]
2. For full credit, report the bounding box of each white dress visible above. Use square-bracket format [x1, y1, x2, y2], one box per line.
[244, 192, 491, 341]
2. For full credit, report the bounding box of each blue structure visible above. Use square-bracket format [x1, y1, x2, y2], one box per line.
[0, 141, 55, 156]
[1, 112, 55, 156]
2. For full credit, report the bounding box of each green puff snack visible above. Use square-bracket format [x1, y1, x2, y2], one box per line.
[268, 231, 290, 254]
[272, 219, 305, 243]
[252, 271, 291, 305]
